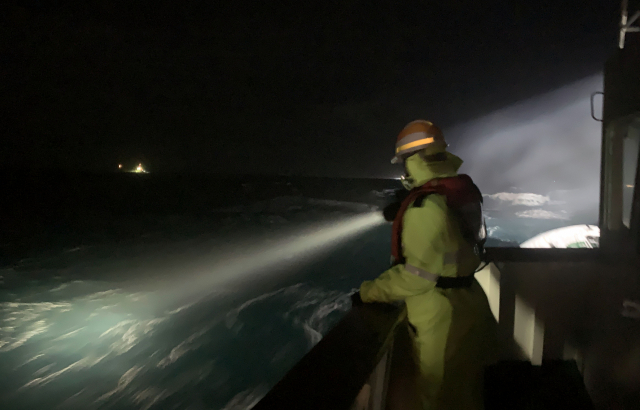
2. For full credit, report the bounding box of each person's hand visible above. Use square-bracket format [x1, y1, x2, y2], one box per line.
[382, 189, 410, 221]
[382, 201, 402, 221]
[351, 291, 364, 307]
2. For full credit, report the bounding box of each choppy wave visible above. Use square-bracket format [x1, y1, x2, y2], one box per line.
[515, 209, 570, 220]
[226, 283, 352, 347]
[221, 385, 269, 410]
[0, 281, 224, 409]
[0, 277, 354, 410]
[484, 192, 550, 207]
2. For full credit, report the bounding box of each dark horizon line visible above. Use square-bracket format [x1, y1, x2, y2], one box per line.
[0, 167, 401, 181]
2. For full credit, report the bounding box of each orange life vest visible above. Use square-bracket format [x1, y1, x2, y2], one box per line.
[391, 174, 486, 266]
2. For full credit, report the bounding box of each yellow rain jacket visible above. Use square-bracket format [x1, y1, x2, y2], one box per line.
[360, 152, 497, 409]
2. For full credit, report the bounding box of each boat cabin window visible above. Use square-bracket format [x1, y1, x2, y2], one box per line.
[622, 116, 640, 228]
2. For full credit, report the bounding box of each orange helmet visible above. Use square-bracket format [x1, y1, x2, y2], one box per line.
[391, 120, 447, 164]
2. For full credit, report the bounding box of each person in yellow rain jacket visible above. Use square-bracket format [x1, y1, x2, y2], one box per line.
[356, 120, 497, 409]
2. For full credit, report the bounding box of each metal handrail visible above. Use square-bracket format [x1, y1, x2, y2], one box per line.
[591, 92, 604, 122]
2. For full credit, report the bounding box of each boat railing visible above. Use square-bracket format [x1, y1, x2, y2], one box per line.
[252, 301, 409, 410]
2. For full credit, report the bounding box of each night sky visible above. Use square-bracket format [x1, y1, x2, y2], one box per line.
[1, 1, 620, 178]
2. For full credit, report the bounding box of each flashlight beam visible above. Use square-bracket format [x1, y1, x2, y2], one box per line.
[161, 212, 385, 303]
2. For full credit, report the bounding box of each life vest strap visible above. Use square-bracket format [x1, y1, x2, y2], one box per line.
[405, 263, 474, 289]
